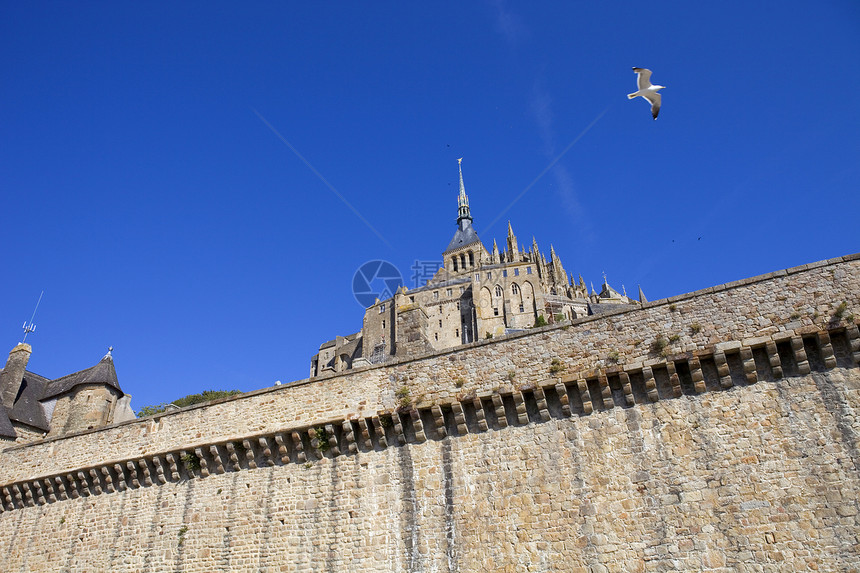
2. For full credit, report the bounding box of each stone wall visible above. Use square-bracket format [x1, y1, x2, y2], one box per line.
[1, 254, 859, 572]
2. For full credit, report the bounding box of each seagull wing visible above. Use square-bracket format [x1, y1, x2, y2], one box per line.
[643, 92, 661, 119]
[633, 67, 653, 90]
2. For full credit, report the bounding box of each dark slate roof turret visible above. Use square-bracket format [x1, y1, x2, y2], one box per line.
[41, 352, 122, 400]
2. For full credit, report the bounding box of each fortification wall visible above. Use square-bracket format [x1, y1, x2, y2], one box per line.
[1, 255, 859, 571]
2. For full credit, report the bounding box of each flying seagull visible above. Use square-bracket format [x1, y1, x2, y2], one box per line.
[628, 67, 665, 120]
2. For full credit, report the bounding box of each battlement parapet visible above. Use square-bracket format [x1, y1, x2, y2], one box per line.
[1, 255, 858, 487]
[1, 320, 857, 513]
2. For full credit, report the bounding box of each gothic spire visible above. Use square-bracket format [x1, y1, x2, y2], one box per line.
[456, 158, 472, 226]
[506, 221, 519, 261]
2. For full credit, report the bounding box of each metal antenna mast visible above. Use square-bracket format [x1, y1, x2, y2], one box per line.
[22, 291, 44, 343]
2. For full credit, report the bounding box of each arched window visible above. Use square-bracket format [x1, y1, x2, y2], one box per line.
[468, 251, 474, 267]
[495, 285, 502, 297]
[511, 284, 519, 295]
[453, 257, 459, 271]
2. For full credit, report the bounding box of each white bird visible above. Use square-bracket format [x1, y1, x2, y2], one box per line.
[628, 67, 665, 120]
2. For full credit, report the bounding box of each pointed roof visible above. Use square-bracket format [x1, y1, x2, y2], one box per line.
[444, 159, 484, 254]
[445, 223, 482, 253]
[638, 285, 648, 303]
[41, 353, 122, 400]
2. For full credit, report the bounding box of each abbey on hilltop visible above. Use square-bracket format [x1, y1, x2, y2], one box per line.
[311, 160, 643, 377]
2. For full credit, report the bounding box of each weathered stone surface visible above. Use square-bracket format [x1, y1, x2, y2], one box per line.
[0, 256, 858, 571]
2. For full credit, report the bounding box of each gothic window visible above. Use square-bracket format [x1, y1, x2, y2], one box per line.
[453, 257, 459, 271]
[468, 252, 474, 267]
[527, 267, 532, 274]
[495, 285, 502, 297]
[511, 284, 519, 295]
[503, 270, 508, 277]
[514, 268, 520, 276]
[487, 272, 492, 280]
[475, 274, 480, 282]
[447, 288, 452, 296]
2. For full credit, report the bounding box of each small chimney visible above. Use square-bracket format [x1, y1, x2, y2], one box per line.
[0, 343, 32, 410]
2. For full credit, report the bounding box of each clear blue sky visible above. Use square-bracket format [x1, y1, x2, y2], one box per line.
[2, 2, 858, 410]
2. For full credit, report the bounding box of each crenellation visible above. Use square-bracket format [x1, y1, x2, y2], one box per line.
[666, 360, 682, 397]
[791, 336, 811, 375]
[1, 255, 859, 570]
[532, 386, 551, 422]
[765, 341, 783, 378]
[242, 438, 257, 468]
[273, 434, 290, 464]
[451, 401, 468, 435]
[126, 460, 139, 488]
[165, 453, 180, 481]
[511, 391, 528, 425]
[290, 430, 306, 463]
[817, 331, 838, 369]
[847, 324, 860, 364]
[687, 355, 706, 393]
[195, 447, 210, 477]
[740, 346, 758, 384]
[66, 473, 79, 499]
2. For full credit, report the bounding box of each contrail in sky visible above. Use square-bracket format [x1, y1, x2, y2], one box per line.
[252, 108, 392, 249]
[484, 105, 611, 234]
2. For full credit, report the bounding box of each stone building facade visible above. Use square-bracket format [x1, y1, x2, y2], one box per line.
[0, 253, 858, 571]
[311, 160, 638, 376]
[0, 343, 135, 445]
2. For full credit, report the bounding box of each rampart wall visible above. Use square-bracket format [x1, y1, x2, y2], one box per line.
[1, 255, 859, 572]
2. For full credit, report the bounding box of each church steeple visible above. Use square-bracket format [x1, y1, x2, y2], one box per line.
[444, 158, 484, 256]
[456, 158, 472, 228]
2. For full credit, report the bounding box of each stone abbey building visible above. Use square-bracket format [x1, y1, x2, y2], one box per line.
[311, 160, 640, 377]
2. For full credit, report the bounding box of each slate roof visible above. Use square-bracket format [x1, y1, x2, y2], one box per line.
[0, 408, 15, 438]
[41, 355, 120, 399]
[444, 224, 483, 254]
[8, 371, 50, 431]
[588, 302, 630, 316]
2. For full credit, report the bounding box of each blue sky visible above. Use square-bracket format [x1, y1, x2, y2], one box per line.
[2, 2, 858, 410]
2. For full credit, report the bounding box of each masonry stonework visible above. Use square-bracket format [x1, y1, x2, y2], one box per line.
[1, 255, 859, 572]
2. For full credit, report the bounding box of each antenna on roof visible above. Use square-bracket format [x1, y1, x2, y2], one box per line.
[21, 291, 44, 343]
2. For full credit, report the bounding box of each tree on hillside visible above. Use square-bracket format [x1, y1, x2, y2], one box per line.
[136, 390, 242, 417]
